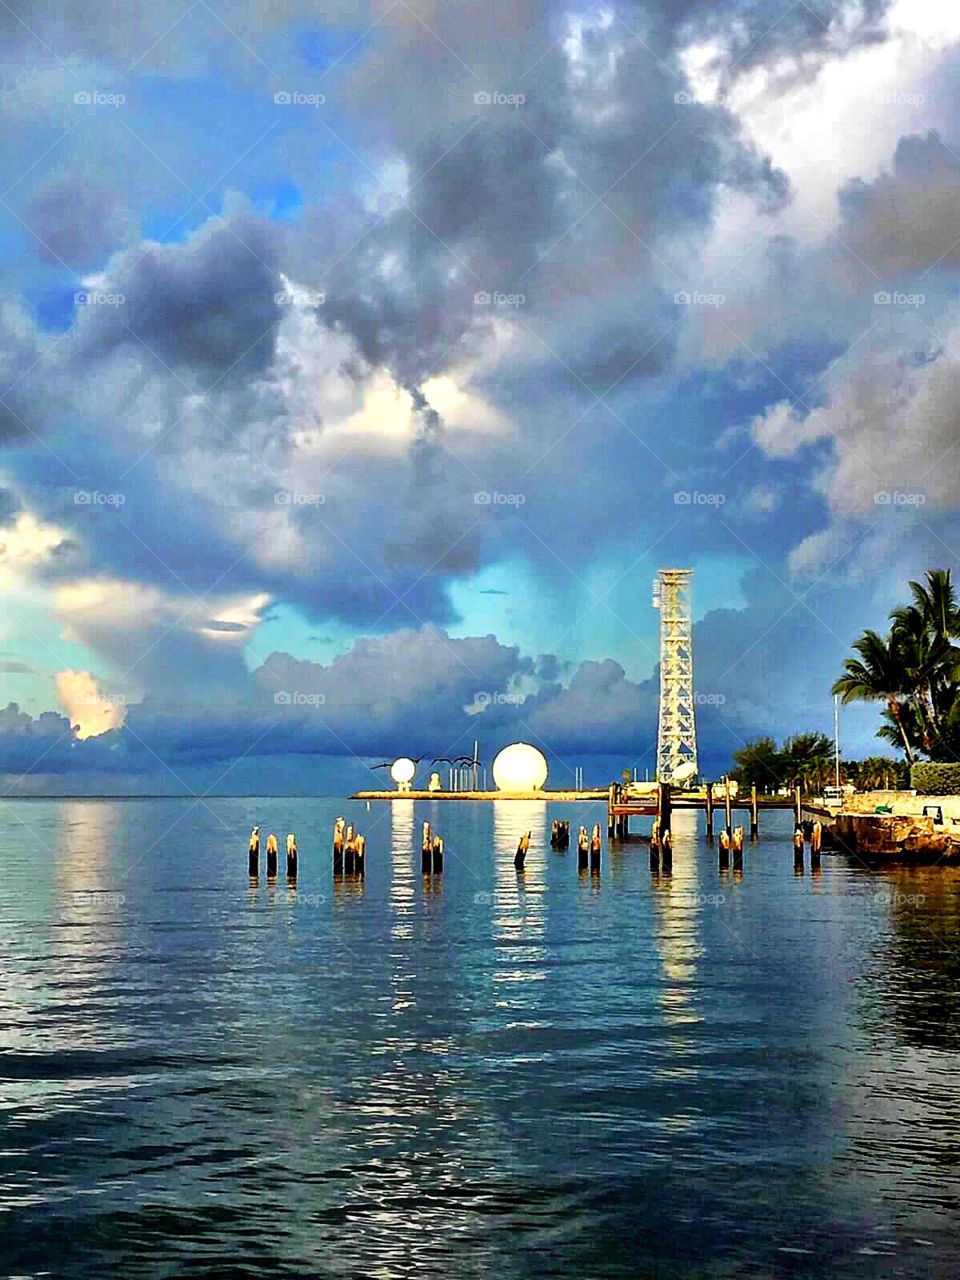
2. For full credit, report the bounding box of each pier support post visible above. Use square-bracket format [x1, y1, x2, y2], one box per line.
[248, 826, 260, 877]
[286, 833, 298, 880]
[608, 784, 617, 839]
[266, 833, 279, 878]
[750, 785, 759, 841]
[724, 778, 733, 838]
[793, 825, 804, 873]
[794, 786, 802, 827]
[705, 784, 714, 841]
[659, 783, 673, 844]
[590, 823, 602, 871]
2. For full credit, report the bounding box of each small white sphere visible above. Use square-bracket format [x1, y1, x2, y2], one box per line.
[390, 757, 416, 785]
[492, 743, 548, 793]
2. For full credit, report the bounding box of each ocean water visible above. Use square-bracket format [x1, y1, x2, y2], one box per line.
[2, 795, 960, 1278]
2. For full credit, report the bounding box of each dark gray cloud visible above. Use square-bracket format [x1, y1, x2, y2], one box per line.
[27, 175, 130, 270]
[840, 131, 960, 276]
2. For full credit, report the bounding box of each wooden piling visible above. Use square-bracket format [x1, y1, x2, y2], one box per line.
[248, 826, 260, 876]
[659, 782, 673, 844]
[432, 836, 444, 875]
[578, 825, 589, 870]
[794, 785, 802, 827]
[333, 817, 345, 875]
[793, 824, 804, 871]
[724, 777, 733, 837]
[810, 821, 822, 867]
[750, 785, 759, 841]
[590, 822, 602, 871]
[718, 829, 730, 868]
[705, 783, 714, 840]
[421, 821, 432, 874]
[266, 833, 279, 878]
[514, 831, 530, 870]
[732, 825, 744, 869]
[355, 834, 366, 877]
[286, 833, 298, 880]
[608, 784, 617, 838]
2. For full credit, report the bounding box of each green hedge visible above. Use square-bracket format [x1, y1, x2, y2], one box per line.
[911, 762, 960, 794]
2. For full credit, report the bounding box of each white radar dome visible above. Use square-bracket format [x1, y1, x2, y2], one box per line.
[492, 743, 548, 793]
[390, 757, 417, 785]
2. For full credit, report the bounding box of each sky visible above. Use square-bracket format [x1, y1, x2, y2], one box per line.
[1, 0, 960, 794]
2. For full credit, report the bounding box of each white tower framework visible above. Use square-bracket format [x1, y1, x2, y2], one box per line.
[652, 568, 698, 784]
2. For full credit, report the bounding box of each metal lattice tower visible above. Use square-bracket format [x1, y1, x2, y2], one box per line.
[652, 568, 698, 784]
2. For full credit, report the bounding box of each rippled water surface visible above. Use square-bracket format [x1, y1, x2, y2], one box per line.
[3, 796, 960, 1278]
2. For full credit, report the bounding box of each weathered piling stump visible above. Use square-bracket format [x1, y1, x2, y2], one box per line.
[333, 817, 345, 875]
[355, 833, 366, 877]
[421, 822, 432, 874]
[286, 833, 298, 880]
[724, 778, 733, 838]
[431, 836, 444, 875]
[718, 829, 730, 869]
[577, 825, 589, 870]
[344, 832, 357, 875]
[793, 825, 804, 872]
[661, 828, 672, 872]
[732, 825, 744, 869]
[248, 826, 260, 876]
[590, 822, 602, 871]
[266, 833, 279, 878]
[750, 785, 759, 841]
[514, 831, 530, 870]
[811, 821, 822, 867]
[551, 820, 570, 850]
[608, 784, 618, 839]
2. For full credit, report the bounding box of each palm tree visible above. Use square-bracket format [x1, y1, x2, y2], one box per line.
[833, 629, 917, 764]
[906, 569, 960, 744]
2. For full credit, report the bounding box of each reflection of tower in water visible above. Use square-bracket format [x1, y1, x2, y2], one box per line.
[649, 808, 704, 1019]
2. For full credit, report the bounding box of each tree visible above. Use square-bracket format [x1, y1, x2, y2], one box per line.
[833, 629, 917, 763]
[730, 737, 783, 791]
[781, 732, 834, 791]
[834, 569, 960, 764]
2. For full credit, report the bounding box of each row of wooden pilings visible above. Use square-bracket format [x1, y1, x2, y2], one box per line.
[333, 817, 367, 876]
[607, 782, 805, 842]
[248, 827, 298, 879]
